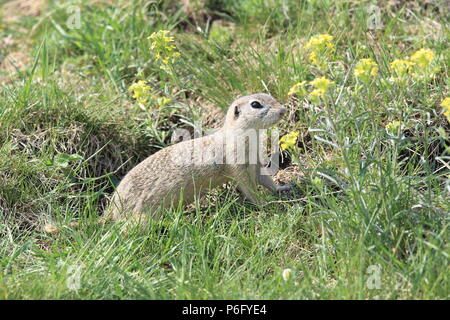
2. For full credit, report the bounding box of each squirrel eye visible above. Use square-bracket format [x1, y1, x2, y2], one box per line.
[250, 101, 263, 109]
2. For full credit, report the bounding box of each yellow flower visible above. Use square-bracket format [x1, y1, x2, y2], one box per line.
[390, 59, 414, 76]
[304, 33, 335, 69]
[307, 51, 317, 65]
[410, 48, 438, 80]
[305, 34, 334, 51]
[157, 97, 172, 106]
[128, 80, 172, 109]
[309, 89, 322, 98]
[148, 30, 180, 68]
[128, 80, 153, 105]
[441, 97, 450, 122]
[385, 120, 403, 133]
[354, 58, 378, 82]
[279, 131, 299, 151]
[410, 48, 434, 69]
[309, 77, 334, 98]
[148, 30, 174, 43]
[389, 59, 415, 82]
[288, 81, 307, 96]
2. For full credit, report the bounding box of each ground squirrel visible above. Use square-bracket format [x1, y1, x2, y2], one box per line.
[105, 93, 292, 224]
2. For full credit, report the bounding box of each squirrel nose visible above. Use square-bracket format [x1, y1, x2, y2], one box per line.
[279, 106, 287, 114]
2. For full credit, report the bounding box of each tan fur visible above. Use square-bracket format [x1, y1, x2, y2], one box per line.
[104, 93, 292, 224]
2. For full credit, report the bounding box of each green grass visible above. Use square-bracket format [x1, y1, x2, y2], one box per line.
[0, 0, 449, 299]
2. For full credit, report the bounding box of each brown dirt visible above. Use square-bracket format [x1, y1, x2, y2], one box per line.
[0, 0, 48, 82]
[200, 102, 225, 128]
[274, 166, 304, 185]
[1, 0, 47, 23]
[0, 50, 31, 73]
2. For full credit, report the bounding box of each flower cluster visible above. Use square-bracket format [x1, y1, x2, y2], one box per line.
[389, 59, 415, 82]
[288, 76, 334, 102]
[288, 34, 337, 101]
[354, 58, 378, 83]
[128, 80, 153, 105]
[286, 38, 442, 159]
[309, 76, 334, 101]
[279, 131, 299, 151]
[390, 48, 436, 82]
[288, 81, 307, 97]
[410, 48, 434, 68]
[148, 30, 180, 69]
[385, 120, 404, 134]
[305, 33, 335, 70]
[128, 80, 172, 109]
[157, 96, 172, 106]
[441, 97, 450, 123]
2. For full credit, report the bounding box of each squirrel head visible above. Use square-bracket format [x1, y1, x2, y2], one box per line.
[224, 93, 287, 130]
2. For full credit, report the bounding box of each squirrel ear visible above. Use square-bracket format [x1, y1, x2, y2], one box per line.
[234, 105, 240, 119]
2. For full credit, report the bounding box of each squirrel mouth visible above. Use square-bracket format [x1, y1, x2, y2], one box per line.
[270, 114, 283, 125]
[278, 110, 286, 119]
